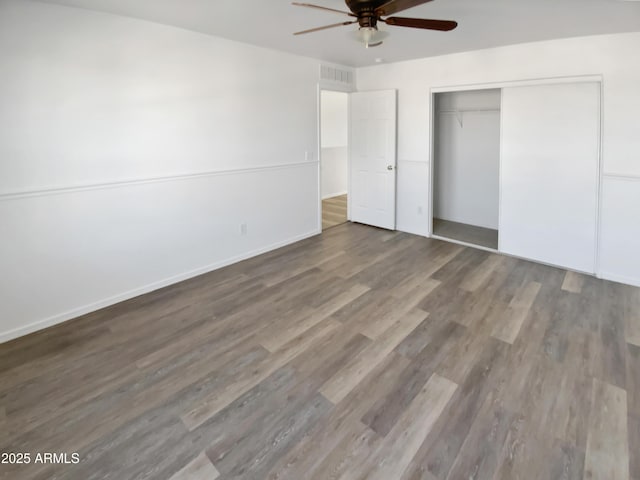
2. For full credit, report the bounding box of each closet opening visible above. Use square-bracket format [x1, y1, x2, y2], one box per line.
[431, 89, 501, 250]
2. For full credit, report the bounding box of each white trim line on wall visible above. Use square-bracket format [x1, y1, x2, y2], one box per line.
[0, 228, 320, 344]
[0, 161, 319, 201]
[602, 172, 640, 182]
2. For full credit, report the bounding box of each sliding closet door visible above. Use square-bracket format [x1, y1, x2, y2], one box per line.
[500, 82, 600, 273]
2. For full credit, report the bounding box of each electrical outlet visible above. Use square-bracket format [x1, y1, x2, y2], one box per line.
[418, 206, 423, 215]
[240, 223, 247, 235]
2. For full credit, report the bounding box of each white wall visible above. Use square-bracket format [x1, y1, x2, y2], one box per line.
[321, 91, 348, 148]
[433, 90, 500, 229]
[357, 32, 640, 287]
[321, 147, 348, 199]
[320, 91, 348, 199]
[0, 0, 322, 342]
[599, 176, 640, 286]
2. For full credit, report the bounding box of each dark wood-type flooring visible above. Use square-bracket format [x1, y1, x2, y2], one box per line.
[0, 223, 637, 480]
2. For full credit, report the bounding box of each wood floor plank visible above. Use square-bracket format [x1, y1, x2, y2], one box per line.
[362, 320, 465, 437]
[330, 289, 406, 332]
[319, 309, 427, 404]
[311, 421, 382, 480]
[625, 287, 640, 347]
[491, 281, 542, 344]
[629, 415, 640, 480]
[435, 325, 491, 385]
[442, 259, 512, 330]
[181, 319, 342, 430]
[359, 295, 430, 341]
[415, 244, 465, 279]
[393, 313, 464, 360]
[8, 327, 265, 432]
[2, 222, 639, 480]
[444, 395, 516, 480]
[628, 343, 640, 418]
[490, 355, 588, 480]
[169, 452, 220, 480]
[595, 283, 628, 389]
[546, 362, 592, 448]
[430, 247, 489, 286]
[361, 374, 457, 480]
[266, 352, 410, 480]
[3, 341, 268, 480]
[494, 429, 585, 480]
[415, 337, 510, 479]
[584, 378, 629, 480]
[210, 392, 332, 479]
[459, 254, 505, 292]
[259, 283, 370, 352]
[562, 270, 586, 294]
[186, 365, 300, 469]
[547, 439, 586, 480]
[386, 273, 440, 299]
[0, 405, 6, 446]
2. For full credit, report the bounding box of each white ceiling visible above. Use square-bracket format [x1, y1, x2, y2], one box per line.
[36, 0, 640, 67]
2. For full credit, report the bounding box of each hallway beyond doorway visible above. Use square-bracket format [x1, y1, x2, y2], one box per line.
[322, 194, 347, 230]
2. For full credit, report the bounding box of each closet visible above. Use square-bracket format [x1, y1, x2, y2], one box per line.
[431, 80, 601, 274]
[432, 89, 501, 249]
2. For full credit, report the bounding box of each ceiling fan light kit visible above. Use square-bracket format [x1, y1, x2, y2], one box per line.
[292, 0, 457, 48]
[353, 26, 389, 48]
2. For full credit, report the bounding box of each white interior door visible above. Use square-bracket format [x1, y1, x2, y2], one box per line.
[500, 82, 600, 273]
[349, 90, 397, 230]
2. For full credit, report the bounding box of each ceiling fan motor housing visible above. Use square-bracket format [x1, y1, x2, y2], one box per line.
[291, 1, 457, 37]
[345, 0, 387, 28]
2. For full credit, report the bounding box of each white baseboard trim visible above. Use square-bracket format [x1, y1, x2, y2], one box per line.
[322, 191, 348, 200]
[598, 271, 640, 288]
[0, 229, 321, 344]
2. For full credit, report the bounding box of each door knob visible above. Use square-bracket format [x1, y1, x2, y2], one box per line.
[387, 165, 394, 171]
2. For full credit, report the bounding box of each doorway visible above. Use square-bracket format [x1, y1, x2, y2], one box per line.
[320, 90, 349, 230]
[432, 89, 501, 249]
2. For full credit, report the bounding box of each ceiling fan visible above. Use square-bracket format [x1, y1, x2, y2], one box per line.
[292, 0, 458, 48]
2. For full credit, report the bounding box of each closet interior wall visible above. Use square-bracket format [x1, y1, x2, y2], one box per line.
[432, 89, 501, 249]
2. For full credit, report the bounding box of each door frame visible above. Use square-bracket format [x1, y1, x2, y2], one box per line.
[317, 86, 352, 233]
[428, 74, 604, 272]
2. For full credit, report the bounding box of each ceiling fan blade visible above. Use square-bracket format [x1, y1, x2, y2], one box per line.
[383, 17, 458, 31]
[292, 2, 355, 17]
[293, 20, 357, 35]
[375, 0, 434, 17]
